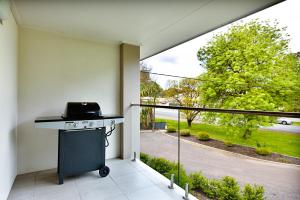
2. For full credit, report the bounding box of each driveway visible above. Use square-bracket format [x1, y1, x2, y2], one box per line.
[141, 131, 300, 200]
[261, 124, 300, 134]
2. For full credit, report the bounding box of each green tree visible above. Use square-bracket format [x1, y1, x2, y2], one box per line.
[165, 78, 202, 128]
[140, 63, 163, 129]
[197, 20, 300, 138]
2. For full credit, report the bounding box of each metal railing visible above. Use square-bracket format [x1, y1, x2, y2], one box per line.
[132, 103, 300, 118]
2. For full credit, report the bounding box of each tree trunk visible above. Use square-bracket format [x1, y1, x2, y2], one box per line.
[187, 119, 192, 128]
[152, 108, 155, 132]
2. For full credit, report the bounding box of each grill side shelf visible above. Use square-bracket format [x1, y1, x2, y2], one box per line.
[35, 116, 124, 130]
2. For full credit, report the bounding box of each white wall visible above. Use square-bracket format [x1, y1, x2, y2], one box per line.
[18, 28, 120, 174]
[0, 9, 18, 200]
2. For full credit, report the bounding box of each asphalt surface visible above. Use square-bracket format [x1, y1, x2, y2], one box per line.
[261, 124, 300, 134]
[155, 108, 300, 133]
[141, 131, 300, 200]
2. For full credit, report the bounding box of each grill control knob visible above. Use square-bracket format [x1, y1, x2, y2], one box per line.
[73, 122, 78, 127]
[89, 122, 94, 127]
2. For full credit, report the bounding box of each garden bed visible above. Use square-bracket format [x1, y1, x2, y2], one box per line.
[165, 132, 300, 165]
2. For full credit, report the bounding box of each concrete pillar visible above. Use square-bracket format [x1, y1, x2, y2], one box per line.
[120, 43, 140, 159]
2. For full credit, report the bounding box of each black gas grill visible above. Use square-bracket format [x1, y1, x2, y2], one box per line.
[63, 102, 102, 119]
[35, 102, 124, 184]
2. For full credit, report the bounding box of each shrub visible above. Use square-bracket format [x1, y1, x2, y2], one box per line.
[167, 126, 176, 133]
[206, 179, 221, 199]
[217, 176, 241, 200]
[256, 147, 272, 156]
[140, 152, 150, 165]
[180, 129, 191, 136]
[256, 141, 262, 148]
[189, 172, 218, 199]
[242, 184, 265, 200]
[189, 172, 208, 190]
[224, 141, 234, 147]
[140, 153, 266, 200]
[197, 132, 210, 141]
[148, 157, 177, 175]
[256, 141, 267, 148]
[166, 166, 189, 188]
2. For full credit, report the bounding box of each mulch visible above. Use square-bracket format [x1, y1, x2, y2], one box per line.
[165, 132, 300, 165]
[191, 190, 211, 200]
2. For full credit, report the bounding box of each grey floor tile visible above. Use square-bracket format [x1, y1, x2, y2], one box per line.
[112, 171, 154, 195]
[77, 176, 119, 194]
[7, 189, 34, 200]
[8, 159, 195, 200]
[107, 163, 138, 180]
[79, 184, 123, 200]
[74, 171, 107, 186]
[102, 194, 129, 200]
[8, 180, 35, 200]
[127, 185, 174, 200]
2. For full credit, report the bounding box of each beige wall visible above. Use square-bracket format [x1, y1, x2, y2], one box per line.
[18, 28, 120, 174]
[0, 10, 18, 200]
[120, 44, 140, 159]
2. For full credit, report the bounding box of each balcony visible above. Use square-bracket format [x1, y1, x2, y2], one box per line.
[8, 159, 197, 200]
[1, 1, 293, 200]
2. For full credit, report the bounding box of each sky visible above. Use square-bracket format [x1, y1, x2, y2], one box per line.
[142, 0, 300, 89]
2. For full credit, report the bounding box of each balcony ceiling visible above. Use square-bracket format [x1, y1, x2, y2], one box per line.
[12, 0, 284, 59]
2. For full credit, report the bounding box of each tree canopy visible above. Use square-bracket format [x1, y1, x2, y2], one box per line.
[197, 20, 300, 138]
[140, 63, 163, 129]
[165, 78, 202, 127]
[140, 62, 163, 101]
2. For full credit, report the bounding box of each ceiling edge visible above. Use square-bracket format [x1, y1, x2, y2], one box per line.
[10, 0, 22, 26]
[140, 0, 286, 60]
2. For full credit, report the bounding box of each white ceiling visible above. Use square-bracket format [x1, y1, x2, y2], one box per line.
[11, 0, 284, 59]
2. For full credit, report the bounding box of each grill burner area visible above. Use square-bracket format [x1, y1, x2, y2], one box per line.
[63, 102, 102, 120]
[34, 102, 124, 184]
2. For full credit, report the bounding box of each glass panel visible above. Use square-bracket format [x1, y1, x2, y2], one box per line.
[135, 105, 300, 199]
[139, 106, 179, 185]
[178, 111, 300, 200]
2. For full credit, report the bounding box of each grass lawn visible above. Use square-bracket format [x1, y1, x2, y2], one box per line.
[293, 122, 300, 126]
[156, 118, 300, 158]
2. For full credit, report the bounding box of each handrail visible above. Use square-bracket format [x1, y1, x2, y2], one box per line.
[131, 104, 300, 118]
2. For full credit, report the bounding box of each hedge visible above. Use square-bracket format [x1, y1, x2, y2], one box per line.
[140, 153, 265, 200]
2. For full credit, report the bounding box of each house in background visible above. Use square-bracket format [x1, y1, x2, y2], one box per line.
[0, 0, 284, 199]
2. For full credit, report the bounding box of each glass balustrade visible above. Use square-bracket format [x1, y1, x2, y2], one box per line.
[131, 104, 300, 200]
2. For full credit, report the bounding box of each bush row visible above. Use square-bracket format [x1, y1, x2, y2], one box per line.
[140, 153, 265, 200]
[166, 127, 272, 156]
[167, 127, 210, 139]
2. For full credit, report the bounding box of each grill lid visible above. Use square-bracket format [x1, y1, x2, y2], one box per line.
[63, 102, 102, 119]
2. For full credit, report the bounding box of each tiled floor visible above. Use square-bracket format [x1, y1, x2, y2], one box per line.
[8, 159, 197, 200]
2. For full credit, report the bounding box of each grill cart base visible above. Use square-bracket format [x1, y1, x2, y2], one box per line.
[58, 128, 108, 184]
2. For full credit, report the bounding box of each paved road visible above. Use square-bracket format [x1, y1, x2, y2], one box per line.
[261, 124, 300, 134]
[141, 131, 300, 200]
[155, 108, 300, 133]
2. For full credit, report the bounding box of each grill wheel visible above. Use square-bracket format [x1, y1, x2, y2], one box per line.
[99, 166, 110, 177]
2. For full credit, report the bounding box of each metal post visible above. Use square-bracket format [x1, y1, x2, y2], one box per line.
[168, 174, 174, 189]
[132, 152, 136, 162]
[183, 183, 189, 200]
[152, 107, 156, 132]
[177, 109, 180, 185]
